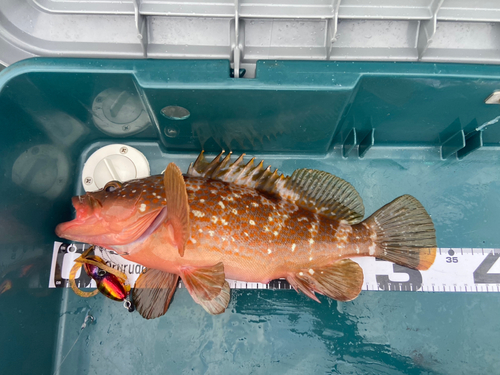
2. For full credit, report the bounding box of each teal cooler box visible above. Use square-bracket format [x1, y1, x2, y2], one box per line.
[1, 58, 500, 374]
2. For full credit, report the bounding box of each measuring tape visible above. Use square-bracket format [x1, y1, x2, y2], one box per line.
[50, 243, 500, 293]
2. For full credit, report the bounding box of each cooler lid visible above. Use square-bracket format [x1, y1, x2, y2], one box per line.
[1, 0, 500, 77]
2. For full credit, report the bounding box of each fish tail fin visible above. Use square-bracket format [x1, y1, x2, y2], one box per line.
[363, 195, 436, 270]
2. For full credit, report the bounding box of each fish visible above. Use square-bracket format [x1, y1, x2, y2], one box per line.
[56, 151, 437, 319]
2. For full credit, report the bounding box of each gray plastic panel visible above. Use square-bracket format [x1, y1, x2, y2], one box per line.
[1, 0, 500, 76]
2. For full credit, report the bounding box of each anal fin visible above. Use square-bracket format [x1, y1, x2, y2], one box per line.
[133, 268, 179, 319]
[287, 259, 363, 302]
[180, 262, 230, 315]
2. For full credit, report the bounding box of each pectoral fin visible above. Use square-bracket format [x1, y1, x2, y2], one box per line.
[133, 268, 179, 319]
[180, 262, 230, 315]
[164, 163, 191, 257]
[287, 259, 363, 302]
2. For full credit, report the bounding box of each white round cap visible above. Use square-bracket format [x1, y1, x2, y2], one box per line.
[82, 144, 150, 192]
[12, 144, 70, 199]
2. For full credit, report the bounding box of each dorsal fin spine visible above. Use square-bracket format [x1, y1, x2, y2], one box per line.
[204, 151, 224, 175]
[212, 152, 232, 176]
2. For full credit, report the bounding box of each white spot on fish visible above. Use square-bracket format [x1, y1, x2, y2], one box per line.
[192, 210, 205, 218]
[139, 204, 146, 212]
[231, 209, 238, 215]
[298, 217, 308, 222]
[251, 202, 259, 207]
[267, 249, 272, 254]
[231, 237, 235, 242]
[244, 232, 249, 237]
[200, 199, 205, 203]
[249, 220, 256, 226]
[309, 239, 314, 245]
[309, 269, 315, 275]
[211, 216, 218, 224]
[132, 190, 136, 193]
[356, 246, 360, 254]
[191, 238, 197, 244]
[309, 257, 313, 261]
[369, 243, 377, 256]
[222, 237, 226, 242]
[268, 216, 273, 222]
[273, 231, 279, 237]
[210, 189, 217, 194]
[198, 228, 203, 233]
[299, 272, 304, 276]
[152, 192, 156, 196]
[291, 244, 296, 252]
[233, 193, 241, 198]
[218, 202, 225, 209]
[208, 231, 215, 237]
[221, 219, 228, 226]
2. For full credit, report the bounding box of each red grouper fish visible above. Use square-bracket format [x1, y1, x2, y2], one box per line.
[56, 152, 437, 319]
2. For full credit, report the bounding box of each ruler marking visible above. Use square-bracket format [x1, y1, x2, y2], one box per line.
[49, 243, 500, 293]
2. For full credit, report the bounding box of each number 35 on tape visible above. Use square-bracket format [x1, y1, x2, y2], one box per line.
[356, 248, 500, 292]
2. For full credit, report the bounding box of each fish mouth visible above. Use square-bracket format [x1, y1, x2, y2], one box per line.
[55, 196, 167, 247]
[55, 196, 97, 238]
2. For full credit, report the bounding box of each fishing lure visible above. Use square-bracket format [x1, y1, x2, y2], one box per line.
[69, 245, 130, 302]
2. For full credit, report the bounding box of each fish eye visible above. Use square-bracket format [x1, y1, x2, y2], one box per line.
[104, 181, 122, 193]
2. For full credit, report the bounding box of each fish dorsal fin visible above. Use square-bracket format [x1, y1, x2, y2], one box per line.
[133, 268, 179, 319]
[188, 152, 364, 224]
[164, 163, 191, 257]
[187, 151, 286, 193]
[275, 169, 364, 224]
